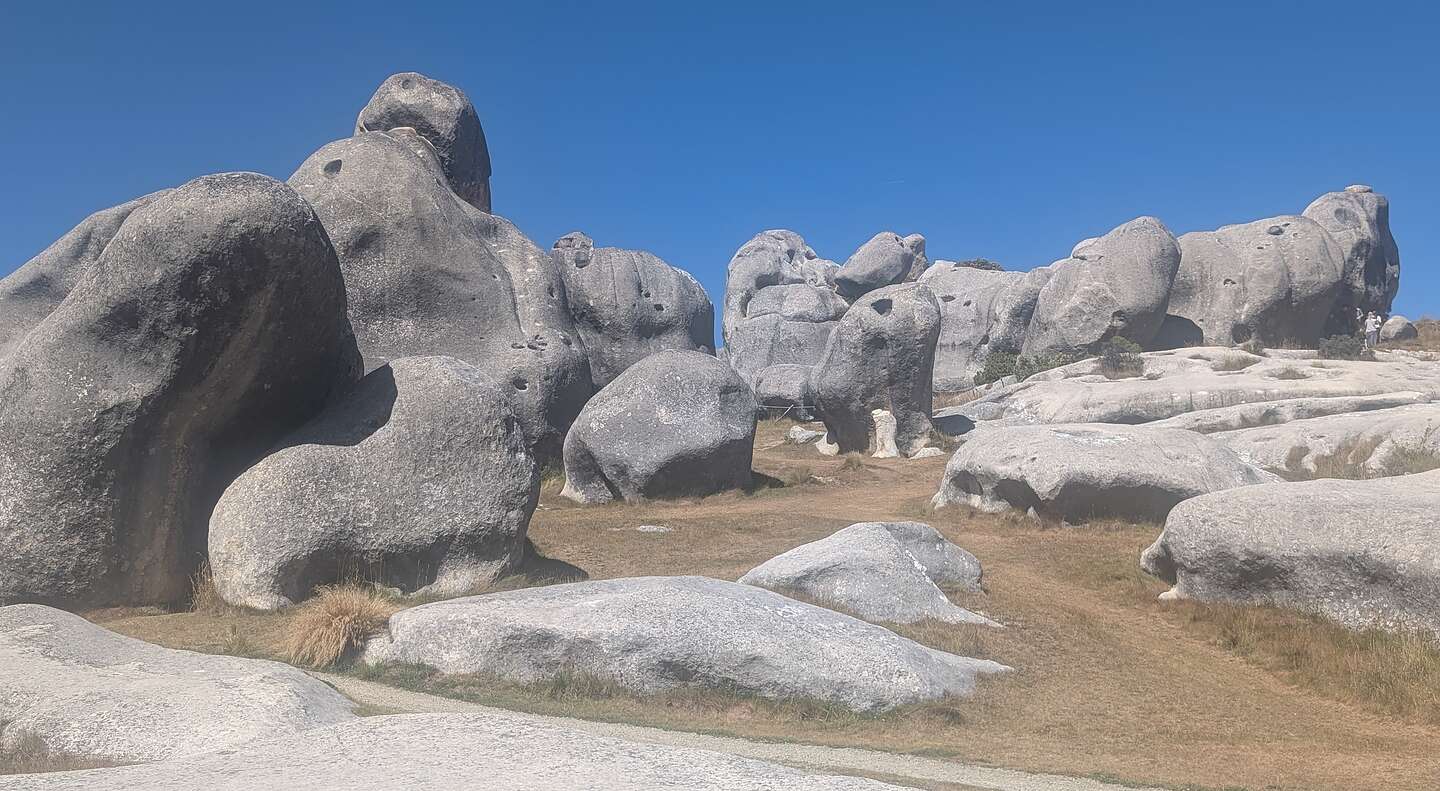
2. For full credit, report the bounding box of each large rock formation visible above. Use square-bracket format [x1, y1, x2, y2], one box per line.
[561, 350, 756, 503]
[551, 231, 714, 389]
[1141, 471, 1440, 638]
[0, 604, 355, 763]
[738, 522, 992, 625]
[0, 190, 170, 363]
[0, 174, 362, 607]
[918, 263, 1046, 390]
[289, 130, 590, 462]
[752, 362, 818, 420]
[1146, 391, 1430, 434]
[1381, 314, 1418, 342]
[1162, 216, 1345, 347]
[811, 283, 941, 455]
[721, 230, 846, 385]
[1302, 185, 1400, 327]
[932, 424, 1277, 522]
[355, 71, 492, 212]
[1022, 217, 1180, 355]
[208, 357, 538, 610]
[834, 232, 924, 301]
[361, 576, 1010, 712]
[1213, 403, 1440, 480]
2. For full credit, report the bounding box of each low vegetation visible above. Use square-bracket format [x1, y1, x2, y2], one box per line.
[1211, 353, 1260, 372]
[1269, 366, 1308, 380]
[1237, 337, 1267, 356]
[0, 722, 119, 775]
[1318, 333, 1374, 360]
[975, 349, 1086, 386]
[1096, 337, 1144, 379]
[281, 583, 402, 668]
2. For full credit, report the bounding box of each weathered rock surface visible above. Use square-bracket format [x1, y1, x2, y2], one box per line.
[1302, 185, 1400, 323]
[932, 424, 1276, 522]
[290, 131, 590, 462]
[753, 363, 817, 420]
[1381, 314, 1418, 342]
[0, 173, 362, 607]
[918, 263, 1045, 390]
[739, 522, 990, 625]
[1164, 215, 1344, 347]
[0, 604, 355, 763]
[561, 350, 756, 502]
[1141, 471, 1440, 637]
[209, 357, 538, 610]
[362, 576, 1009, 712]
[6, 712, 907, 790]
[355, 71, 492, 212]
[1022, 217, 1180, 355]
[1146, 391, 1429, 433]
[1214, 403, 1440, 479]
[551, 231, 714, 388]
[812, 283, 941, 455]
[0, 190, 170, 363]
[834, 232, 923, 301]
[722, 230, 846, 384]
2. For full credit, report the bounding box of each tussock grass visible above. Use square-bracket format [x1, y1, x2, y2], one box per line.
[0, 722, 120, 775]
[1211, 354, 1259, 372]
[189, 562, 249, 616]
[281, 584, 401, 668]
[1269, 367, 1307, 380]
[1293, 433, 1440, 480]
[839, 453, 867, 471]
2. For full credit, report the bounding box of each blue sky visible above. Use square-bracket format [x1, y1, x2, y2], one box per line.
[3, 1, 1436, 329]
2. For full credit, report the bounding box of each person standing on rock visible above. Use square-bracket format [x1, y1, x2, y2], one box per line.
[1364, 312, 1383, 349]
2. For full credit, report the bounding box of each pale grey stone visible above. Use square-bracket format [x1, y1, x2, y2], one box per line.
[1381, 314, 1418, 342]
[787, 425, 826, 444]
[1145, 392, 1430, 433]
[918, 263, 1044, 391]
[753, 363, 818, 420]
[835, 232, 921, 301]
[870, 409, 901, 458]
[362, 576, 1009, 712]
[1302, 185, 1400, 322]
[1214, 403, 1440, 479]
[722, 231, 846, 384]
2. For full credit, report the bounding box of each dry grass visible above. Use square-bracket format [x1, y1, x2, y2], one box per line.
[188, 562, 251, 616]
[933, 389, 986, 410]
[0, 723, 120, 775]
[1292, 433, 1440, 481]
[280, 584, 402, 668]
[1268, 367, 1307, 380]
[1379, 318, 1440, 353]
[1211, 354, 1260, 372]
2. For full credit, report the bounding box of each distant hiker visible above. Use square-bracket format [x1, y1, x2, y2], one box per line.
[1364, 312, 1382, 349]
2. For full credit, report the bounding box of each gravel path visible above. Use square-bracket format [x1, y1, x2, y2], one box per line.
[314, 672, 1163, 791]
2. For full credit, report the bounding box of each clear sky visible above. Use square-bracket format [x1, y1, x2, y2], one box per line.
[3, 1, 1435, 331]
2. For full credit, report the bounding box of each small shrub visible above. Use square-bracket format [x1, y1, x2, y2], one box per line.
[1237, 337, 1268, 357]
[1318, 334, 1372, 361]
[281, 584, 402, 668]
[1271, 367, 1308, 380]
[0, 722, 118, 775]
[1212, 354, 1259, 372]
[974, 352, 1018, 386]
[839, 453, 867, 471]
[1018, 351, 1086, 380]
[1097, 337, 1144, 379]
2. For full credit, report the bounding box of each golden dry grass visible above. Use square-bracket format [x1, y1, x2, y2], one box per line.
[280, 584, 402, 668]
[0, 723, 121, 775]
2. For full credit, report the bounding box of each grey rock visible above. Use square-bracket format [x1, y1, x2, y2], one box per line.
[0, 604, 355, 763]
[1146, 391, 1431, 433]
[1141, 471, 1440, 638]
[812, 283, 941, 455]
[753, 363, 817, 420]
[1214, 403, 1440, 479]
[834, 232, 922, 301]
[880, 521, 985, 589]
[0, 173, 362, 607]
[0, 190, 170, 363]
[870, 409, 901, 458]
[738, 522, 990, 625]
[6, 712, 908, 790]
[1023, 217, 1180, 355]
[918, 263, 1045, 391]
[787, 425, 826, 444]
[355, 71, 492, 212]
[902, 233, 930, 281]
[552, 231, 715, 389]
[209, 357, 538, 610]
[932, 423, 1276, 522]
[289, 131, 590, 463]
[1302, 185, 1400, 322]
[561, 350, 756, 502]
[1165, 215, 1345, 346]
[722, 230, 846, 384]
[1381, 314, 1418, 342]
[362, 576, 1009, 712]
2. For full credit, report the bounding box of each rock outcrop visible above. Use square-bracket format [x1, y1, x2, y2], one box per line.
[752, 362, 817, 420]
[1213, 403, 1440, 480]
[1141, 471, 1440, 638]
[1381, 314, 1418, 342]
[0, 604, 355, 763]
[208, 357, 537, 610]
[0, 174, 362, 607]
[834, 232, 924, 301]
[361, 576, 1010, 712]
[918, 263, 1045, 390]
[551, 232, 714, 389]
[561, 350, 756, 503]
[811, 283, 941, 455]
[1302, 185, 1400, 326]
[1145, 391, 1430, 434]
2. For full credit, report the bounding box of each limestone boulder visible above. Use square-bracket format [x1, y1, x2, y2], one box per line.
[722, 230, 846, 384]
[0, 173, 362, 607]
[1146, 391, 1429, 433]
[834, 232, 922, 301]
[561, 350, 756, 503]
[361, 576, 1010, 712]
[1302, 185, 1400, 323]
[752, 363, 817, 420]
[1141, 471, 1440, 637]
[918, 263, 1045, 390]
[209, 357, 537, 610]
[1214, 403, 1440, 479]
[1381, 314, 1418, 342]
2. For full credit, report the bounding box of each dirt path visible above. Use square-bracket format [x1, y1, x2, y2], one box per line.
[315, 672, 1161, 791]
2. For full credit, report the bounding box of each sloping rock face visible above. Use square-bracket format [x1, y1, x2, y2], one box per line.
[0, 190, 170, 363]
[355, 71, 492, 212]
[932, 424, 1276, 522]
[209, 357, 538, 610]
[0, 174, 362, 607]
[1141, 471, 1440, 638]
[361, 576, 1009, 712]
[1381, 314, 1417, 342]
[551, 231, 714, 389]
[7, 713, 907, 791]
[834, 232, 924, 301]
[1302, 185, 1400, 325]
[1164, 215, 1345, 347]
[878, 521, 985, 589]
[722, 230, 846, 384]
[812, 283, 941, 455]
[1146, 391, 1429, 434]
[918, 263, 1045, 390]
[561, 350, 756, 503]
[738, 522, 991, 625]
[753, 362, 817, 420]
[1022, 217, 1180, 355]
[1214, 403, 1440, 480]
[0, 604, 355, 763]
[289, 130, 590, 462]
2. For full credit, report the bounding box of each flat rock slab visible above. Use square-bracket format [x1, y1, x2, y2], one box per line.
[3, 712, 905, 791]
[932, 423, 1276, 522]
[0, 604, 355, 763]
[1213, 403, 1440, 479]
[362, 576, 1009, 712]
[739, 522, 992, 625]
[1145, 391, 1430, 434]
[1142, 471, 1440, 637]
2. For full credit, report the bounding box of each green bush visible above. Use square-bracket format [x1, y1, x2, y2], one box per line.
[1098, 337, 1144, 379]
[974, 352, 1018, 385]
[974, 350, 1086, 386]
[1318, 334, 1372, 361]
